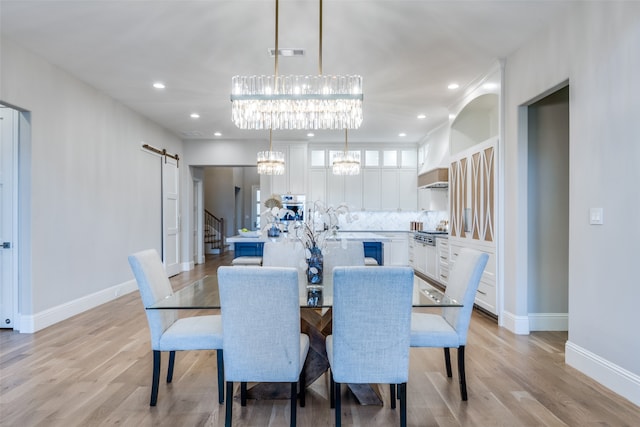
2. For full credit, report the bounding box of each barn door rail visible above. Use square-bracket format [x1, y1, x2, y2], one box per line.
[142, 143, 179, 167]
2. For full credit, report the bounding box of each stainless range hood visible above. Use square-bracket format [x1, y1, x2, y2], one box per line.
[418, 167, 448, 188]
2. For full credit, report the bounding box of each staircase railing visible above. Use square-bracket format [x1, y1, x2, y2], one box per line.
[204, 209, 224, 253]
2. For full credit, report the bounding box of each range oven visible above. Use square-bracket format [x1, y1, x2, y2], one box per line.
[413, 230, 447, 246]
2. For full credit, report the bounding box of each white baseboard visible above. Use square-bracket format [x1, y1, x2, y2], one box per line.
[566, 340, 640, 407]
[182, 261, 194, 271]
[529, 313, 568, 331]
[18, 279, 138, 333]
[501, 310, 530, 335]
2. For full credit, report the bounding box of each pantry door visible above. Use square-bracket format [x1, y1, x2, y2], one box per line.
[163, 157, 181, 276]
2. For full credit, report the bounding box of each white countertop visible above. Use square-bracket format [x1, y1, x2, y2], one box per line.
[227, 231, 390, 243]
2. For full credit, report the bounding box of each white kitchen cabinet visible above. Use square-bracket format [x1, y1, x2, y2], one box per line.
[436, 237, 449, 285]
[363, 169, 381, 210]
[288, 144, 307, 195]
[414, 240, 427, 275]
[425, 244, 436, 279]
[381, 232, 409, 266]
[262, 143, 308, 196]
[323, 163, 364, 209]
[380, 169, 398, 207]
[344, 174, 364, 210]
[274, 144, 419, 212]
[449, 238, 496, 315]
[326, 172, 343, 207]
[408, 236, 415, 269]
[308, 169, 326, 203]
[398, 170, 418, 211]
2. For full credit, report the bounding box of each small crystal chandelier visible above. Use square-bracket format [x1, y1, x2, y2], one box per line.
[257, 128, 285, 175]
[332, 129, 360, 175]
[231, 0, 363, 130]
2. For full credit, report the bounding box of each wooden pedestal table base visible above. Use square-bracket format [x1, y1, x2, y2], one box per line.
[244, 307, 383, 405]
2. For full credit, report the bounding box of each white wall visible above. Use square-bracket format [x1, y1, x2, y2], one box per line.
[0, 37, 183, 330]
[502, 2, 640, 404]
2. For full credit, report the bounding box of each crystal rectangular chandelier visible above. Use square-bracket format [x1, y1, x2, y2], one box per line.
[231, 0, 363, 130]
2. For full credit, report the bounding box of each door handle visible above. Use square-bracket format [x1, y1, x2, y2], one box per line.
[2, 242, 10, 249]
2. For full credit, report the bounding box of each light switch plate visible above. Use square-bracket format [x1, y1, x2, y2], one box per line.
[590, 208, 604, 225]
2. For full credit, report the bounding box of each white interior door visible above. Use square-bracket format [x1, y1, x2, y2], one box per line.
[163, 157, 181, 276]
[0, 106, 17, 328]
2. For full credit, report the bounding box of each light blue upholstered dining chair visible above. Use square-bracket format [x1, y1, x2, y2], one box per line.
[217, 266, 310, 427]
[410, 247, 488, 401]
[323, 240, 365, 276]
[326, 266, 414, 427]
[128, 249, 224, 406]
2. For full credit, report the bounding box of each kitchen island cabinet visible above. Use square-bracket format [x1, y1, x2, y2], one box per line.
[227, 233, 388, 266]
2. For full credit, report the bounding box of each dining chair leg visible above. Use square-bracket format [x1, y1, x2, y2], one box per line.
[390, 384, 396, 409]
[330, 374, 335, 409]
[167, 351, 176, 383]
[334, 381, 342, 427]
[225, 382, 233, 427]
[399, 382, 407, 427]
[458, 345, 468, 401]
[299, 368, 306, 407]
[217, 350, 224, 404]
[444, 347, 453, 377]
[290, 382, 297, 427]
[240, 382, 247, 406]
[150, 350, 161, 406]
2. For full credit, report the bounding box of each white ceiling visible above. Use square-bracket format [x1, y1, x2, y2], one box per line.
[0, 0, 577, 145]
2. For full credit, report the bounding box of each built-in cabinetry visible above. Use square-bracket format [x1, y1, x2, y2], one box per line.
[261, 143, 418, 211]
[301, 145, 417, 211]
[449, 240, 496, 314]
[448, 92, 499, 315]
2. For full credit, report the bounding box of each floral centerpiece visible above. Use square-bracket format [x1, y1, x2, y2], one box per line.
[292, 200, 355, 284]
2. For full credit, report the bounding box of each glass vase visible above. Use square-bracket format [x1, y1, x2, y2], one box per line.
[306, 246, 324, 285]
[267, 223, 280, 237]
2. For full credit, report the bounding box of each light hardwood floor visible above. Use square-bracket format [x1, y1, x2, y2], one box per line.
[1, 253, 638, 426]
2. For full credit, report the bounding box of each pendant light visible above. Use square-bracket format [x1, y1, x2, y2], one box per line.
[332, 128, 360, 175]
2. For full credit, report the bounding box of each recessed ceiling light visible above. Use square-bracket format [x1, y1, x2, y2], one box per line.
[448, 114, 456, 120]
[153, 82, 166, 89]
[399, 133, 407, 137]
[417, 114, 426, 119]
[447, 83, 459, 90]
[190, 113, 200, 119]
[214, 132, 222, 137]
[307, 132, 315, 137]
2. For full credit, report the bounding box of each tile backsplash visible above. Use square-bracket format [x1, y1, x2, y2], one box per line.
[338, 210, 448, 232]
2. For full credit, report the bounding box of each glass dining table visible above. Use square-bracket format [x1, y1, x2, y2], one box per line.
[146, 272, 461, 405]
[147, 273, 461, 310]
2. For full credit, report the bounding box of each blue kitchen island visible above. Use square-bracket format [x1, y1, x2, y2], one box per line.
[226, 232, 388, 265]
